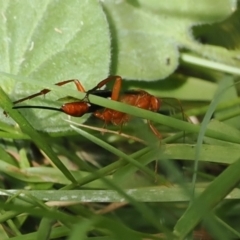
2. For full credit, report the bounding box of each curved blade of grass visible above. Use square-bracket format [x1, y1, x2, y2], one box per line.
[70, 125, 157, 182]
[173, 156, 240, 239]
[113, 141, 240, 182]
[0, 147, 17, 166]
[191, 77, 232, 197]
[70, 126, 174, 235]
[173, 77, 240, 238]
[61, 133, 184, 190]
[6, 143, 233, 187]
[84, 93, 240, 144]
[160, 144, 240, 164]
[112, 147, 161, 184]
[62, 148, 152, 190]
[58, 125, 175, 235]
[0, 87, 77, 184]
[37, 218, 55, 240]
[0, 160, 143, 189]
[69, 219, 94, 240]
[3, 72, 240, 144]
[214, 216, 240, 239]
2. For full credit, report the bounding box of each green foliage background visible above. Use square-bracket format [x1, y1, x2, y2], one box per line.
[0, 0, 240, 239]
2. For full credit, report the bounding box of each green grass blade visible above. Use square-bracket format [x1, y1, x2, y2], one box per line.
[173, 157, 240, 239]
[0, 87, 77, 184]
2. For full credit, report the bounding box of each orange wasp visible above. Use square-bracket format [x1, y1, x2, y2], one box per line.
[12, 76, 163, 138]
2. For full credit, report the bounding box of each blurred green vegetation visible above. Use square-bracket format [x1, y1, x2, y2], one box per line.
[0, 0, 240, 239]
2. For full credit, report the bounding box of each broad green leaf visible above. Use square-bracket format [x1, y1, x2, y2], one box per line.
[0, 0, 111, 132]
[102, 0, 236, 80]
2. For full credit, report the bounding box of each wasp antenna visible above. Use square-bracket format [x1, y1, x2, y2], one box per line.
[12, 105, 63, 113]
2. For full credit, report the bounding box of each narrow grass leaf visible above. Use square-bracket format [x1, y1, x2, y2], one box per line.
[173, 157, 240, 239]
[0, 87, 77, 183]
